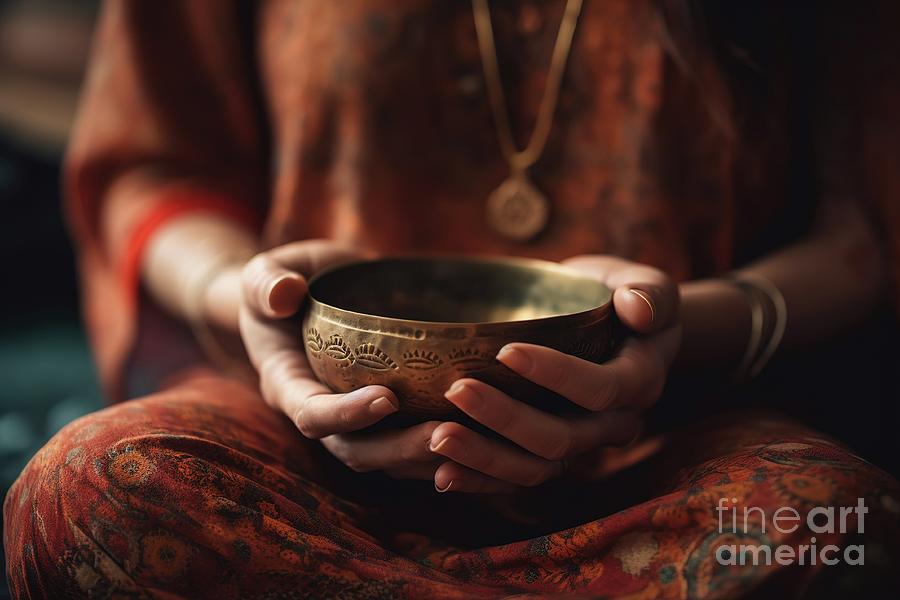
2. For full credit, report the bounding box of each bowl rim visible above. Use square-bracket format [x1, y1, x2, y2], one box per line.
[305, 253, 613, 329]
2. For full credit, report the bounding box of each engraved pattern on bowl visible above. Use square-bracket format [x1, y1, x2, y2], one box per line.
[302, 256, 614, 418]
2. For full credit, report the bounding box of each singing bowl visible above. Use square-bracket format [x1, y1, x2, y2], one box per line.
[302, 256, 614, 418]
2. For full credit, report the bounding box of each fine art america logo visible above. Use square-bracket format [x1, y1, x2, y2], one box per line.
[715, 497, 868, 566]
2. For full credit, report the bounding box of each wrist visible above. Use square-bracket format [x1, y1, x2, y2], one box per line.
[202, 263, 246, 333]
[674, 278, 752, 370]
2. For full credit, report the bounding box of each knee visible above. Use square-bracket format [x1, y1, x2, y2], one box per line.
[690, 437, 900, 556]
[3, 401, 176, 597]
[3, 387, 310, 597]
[651, 437, 900, 597]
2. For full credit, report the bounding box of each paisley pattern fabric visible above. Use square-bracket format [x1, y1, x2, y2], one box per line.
[5, 374, 899, 598]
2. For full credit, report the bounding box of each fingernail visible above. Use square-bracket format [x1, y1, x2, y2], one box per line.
[628, 288, 656, 325]
[446, 380, 466, 395]
[435, 480, 454, 493]
[496, 345, 533, 374]
[428, 437, 450, 453]
[266, 274, 304, 315]
[444, 381, 482, 411]
[368, 396, 398, 417]
[429, 436, 466, 459]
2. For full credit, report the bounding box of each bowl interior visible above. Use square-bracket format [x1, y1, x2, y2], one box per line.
[308, 257, 610, 324]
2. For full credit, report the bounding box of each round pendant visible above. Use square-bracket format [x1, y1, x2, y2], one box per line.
[486, 173, 550, 242]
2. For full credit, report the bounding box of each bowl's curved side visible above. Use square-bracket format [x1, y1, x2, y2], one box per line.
[302, 301, 615, 418]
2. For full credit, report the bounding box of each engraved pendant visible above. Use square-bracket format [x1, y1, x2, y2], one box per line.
[486, 172, 550, 242]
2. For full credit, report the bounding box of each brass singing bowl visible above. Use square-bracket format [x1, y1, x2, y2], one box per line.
[302, 256, 614, 418]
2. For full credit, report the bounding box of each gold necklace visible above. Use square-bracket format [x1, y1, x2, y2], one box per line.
[472, 0, 583, 242]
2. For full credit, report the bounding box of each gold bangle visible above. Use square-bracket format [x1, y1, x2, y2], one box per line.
[738, 273, 788, 380]
[729, 274, 788, 382]
[731, 279, 765, 383]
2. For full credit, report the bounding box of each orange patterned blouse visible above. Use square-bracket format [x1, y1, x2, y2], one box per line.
[64, 1, 900, 398]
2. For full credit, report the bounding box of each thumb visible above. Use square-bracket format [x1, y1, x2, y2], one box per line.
[613, 286, 660, 334]
[241, 254, 308, 319]
[563, 256, 678, 334]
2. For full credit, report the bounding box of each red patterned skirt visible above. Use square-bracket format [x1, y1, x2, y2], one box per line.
[4, 374, 899, 598]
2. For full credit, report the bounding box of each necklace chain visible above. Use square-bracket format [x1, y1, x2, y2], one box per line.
[472, 0, 584, 172]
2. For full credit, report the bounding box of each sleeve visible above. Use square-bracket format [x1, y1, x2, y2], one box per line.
[65, 0, 269, 400]
[815, 0, 900, 316]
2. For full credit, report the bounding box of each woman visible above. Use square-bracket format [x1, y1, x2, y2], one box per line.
[5, 0, 900, 597]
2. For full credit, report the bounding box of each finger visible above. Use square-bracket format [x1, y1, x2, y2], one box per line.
[240, 298, 319, 383]
[611, 284, 683, 336]
[562, 255, 679, 333]
[445, 378, 574, 459]
[444, 379, 642, 459]
[613, 287, 658, 334]
[242, 303, 399, 437]
[287, 386, 400, 439]
[433, 462, 518, 494]
[241, 254, 308, 318]
[322, 421, 442, 473]
[496, 341, 666, 410]
[240, 251, 406, 436]
[241, 240, 364, 318]
[428, 423, 562, 487]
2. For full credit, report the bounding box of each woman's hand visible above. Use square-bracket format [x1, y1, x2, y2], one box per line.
[428, 255, 682, 493]
[238, 240, 445, 479]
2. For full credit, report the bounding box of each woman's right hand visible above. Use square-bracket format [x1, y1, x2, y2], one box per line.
[238, 240, 445, 480]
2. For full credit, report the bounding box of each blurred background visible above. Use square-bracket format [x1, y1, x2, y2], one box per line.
[0, 1, 100, 596]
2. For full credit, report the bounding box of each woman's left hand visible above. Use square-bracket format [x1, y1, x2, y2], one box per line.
[429, 255, 682, 493]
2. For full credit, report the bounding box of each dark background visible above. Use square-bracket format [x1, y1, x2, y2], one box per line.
[0, 2, 898, 599]
[0, 1, 100, 597]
